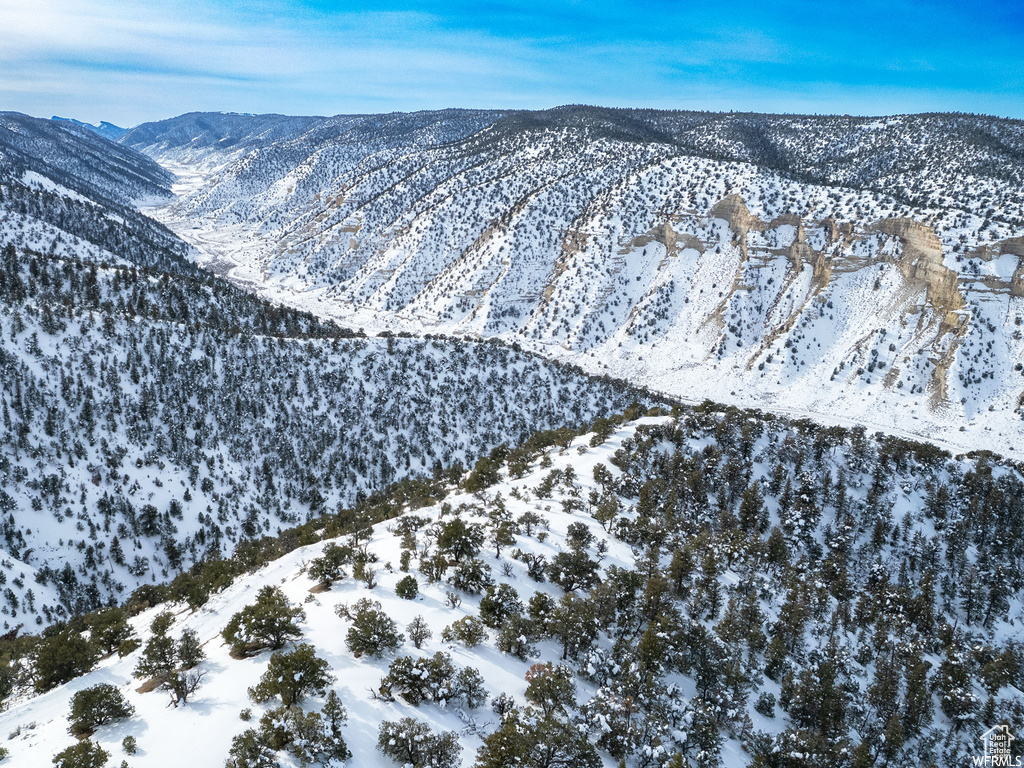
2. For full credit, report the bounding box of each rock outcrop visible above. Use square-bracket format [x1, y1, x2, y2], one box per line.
[710, 195, 764, 258]
[1001, 238, 1024, 299]
[875, 218, 965, 316]
[1013, 261, 1024, 299]
[621, 221, 704, 257]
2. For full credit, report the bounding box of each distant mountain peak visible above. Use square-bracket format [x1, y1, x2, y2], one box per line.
[51, 115, 129, 141]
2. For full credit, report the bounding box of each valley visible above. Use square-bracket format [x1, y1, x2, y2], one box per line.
[1, 106, 1023, 768]
[125, 108, 1024, 460]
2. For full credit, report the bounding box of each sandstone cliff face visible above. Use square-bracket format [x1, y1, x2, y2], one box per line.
[706, 199, 981, 322]
[998, 237, 1024, 257]
[786, 224, 813, 271]
[710, 195, 764, 259]
[698, 197, 996, 409]
[875, 218, 965, 316]
[785, 223, 832, 292]
[1001, 238, 1024, 299]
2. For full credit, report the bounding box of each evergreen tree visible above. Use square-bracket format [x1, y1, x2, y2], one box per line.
[476, 707, 601, 768]
[376, 717, 460, 768]
[222, 586, 305, 656]
[248, 644, 334, 707]
[406, 615, 432, 649]
[68, 684, 134, 737]
[344, 598, 403, 658]
[52, 740, 109, 768]
[34, 628, 98, 693]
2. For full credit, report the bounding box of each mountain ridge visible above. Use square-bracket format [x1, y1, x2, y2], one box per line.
[120, 107, 1024, 459]
[0, 111, 656, 629]
[50, 117, 129, 143]
[0, 406, 1021, 767]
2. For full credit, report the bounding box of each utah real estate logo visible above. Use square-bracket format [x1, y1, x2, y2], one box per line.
[976, 725, 1021, 767]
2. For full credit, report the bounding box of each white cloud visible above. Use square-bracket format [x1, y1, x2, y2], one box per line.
[0, 0, 1018, 124]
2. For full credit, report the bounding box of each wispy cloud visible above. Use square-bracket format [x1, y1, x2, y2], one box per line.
[0, 0, 1020, 125]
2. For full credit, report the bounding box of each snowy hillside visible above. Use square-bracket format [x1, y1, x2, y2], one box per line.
[50, 118, 129, 144]
[0, 235, 650, 631]
[124, 108, 1024, 458]
[0, 113, 198, 280]
[3, 113, 169, 207]
[1, 407, 1022, 767]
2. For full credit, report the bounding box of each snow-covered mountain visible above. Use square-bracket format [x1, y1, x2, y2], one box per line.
[123, 108, 1024, 458]
[0, 240, 648, 631]
[50, 117, 129, 144]
[1, 408, 1021, 767]
[2, 106, 1023, 766]
[0, 112, 654, 630]
[0, 112, 197, 277]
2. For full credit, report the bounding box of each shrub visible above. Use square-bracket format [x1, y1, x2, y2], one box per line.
[455, 666, 488, 708]
[248, 644, 334, 707]
[163, 668, 206, 707]
[177, 628, 205, 669]
[449, 558, 493, 594]
[134, 632, 176, 680]
[0, 662, 14, 707]
[476, 708, 600, 768]
[149, 611, 174, 637]
[380, 653, 456, 706]
[344, 599, 403, 658]
[395, 575, 419, 600]
[436, 518, 485, 562]
[492, 691, 515, 717]
[376, 718, 461, 768]
[419, 552, 449, 583]
[306, 542, 353, 587]
[116, 638, 141, 658]
[357, 564, 378, 589]
[224, 729, 279, 768]
[589, 417, 616, 446]
[222, 586, 305, 657]
[84, 607, 136, 657]
[524, 662, 576, 716]
[496, 615, 538, 660]
[133, 622, 207, 705]
[546, 550, 599, 593]
[755, 691, 776, 717]
[52, 740, 109, 768]
[68, 684, 134, 737]
[565, 521, 595, 551]
[231, 692, 348, 767]
[380, 652, 486, 708]
[257, 706, 349, 764]
[34, 628, 98, 693]
[121, 736, 136, 755]
[479, 583, 523, 628]
[320, 690, 351, 761]
[464, 456, 501, 493]
[440, 616, 488, 648]
[406, 615, 432, 649]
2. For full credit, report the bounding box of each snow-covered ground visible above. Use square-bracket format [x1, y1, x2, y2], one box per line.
[137, 134, 1024, 462]
[3, 412, 1020, 766]
[0, 419, 666, 768]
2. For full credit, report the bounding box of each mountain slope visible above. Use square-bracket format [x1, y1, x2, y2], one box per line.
[0, 407, 1021, 767]
[0, 237, 649, 630]
[124, 108, 1024, 458]
[50, 117, 129, 144]
[0, 112, 197, 276]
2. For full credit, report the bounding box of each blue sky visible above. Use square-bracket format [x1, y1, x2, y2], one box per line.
[1, 0, 1021, 126]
